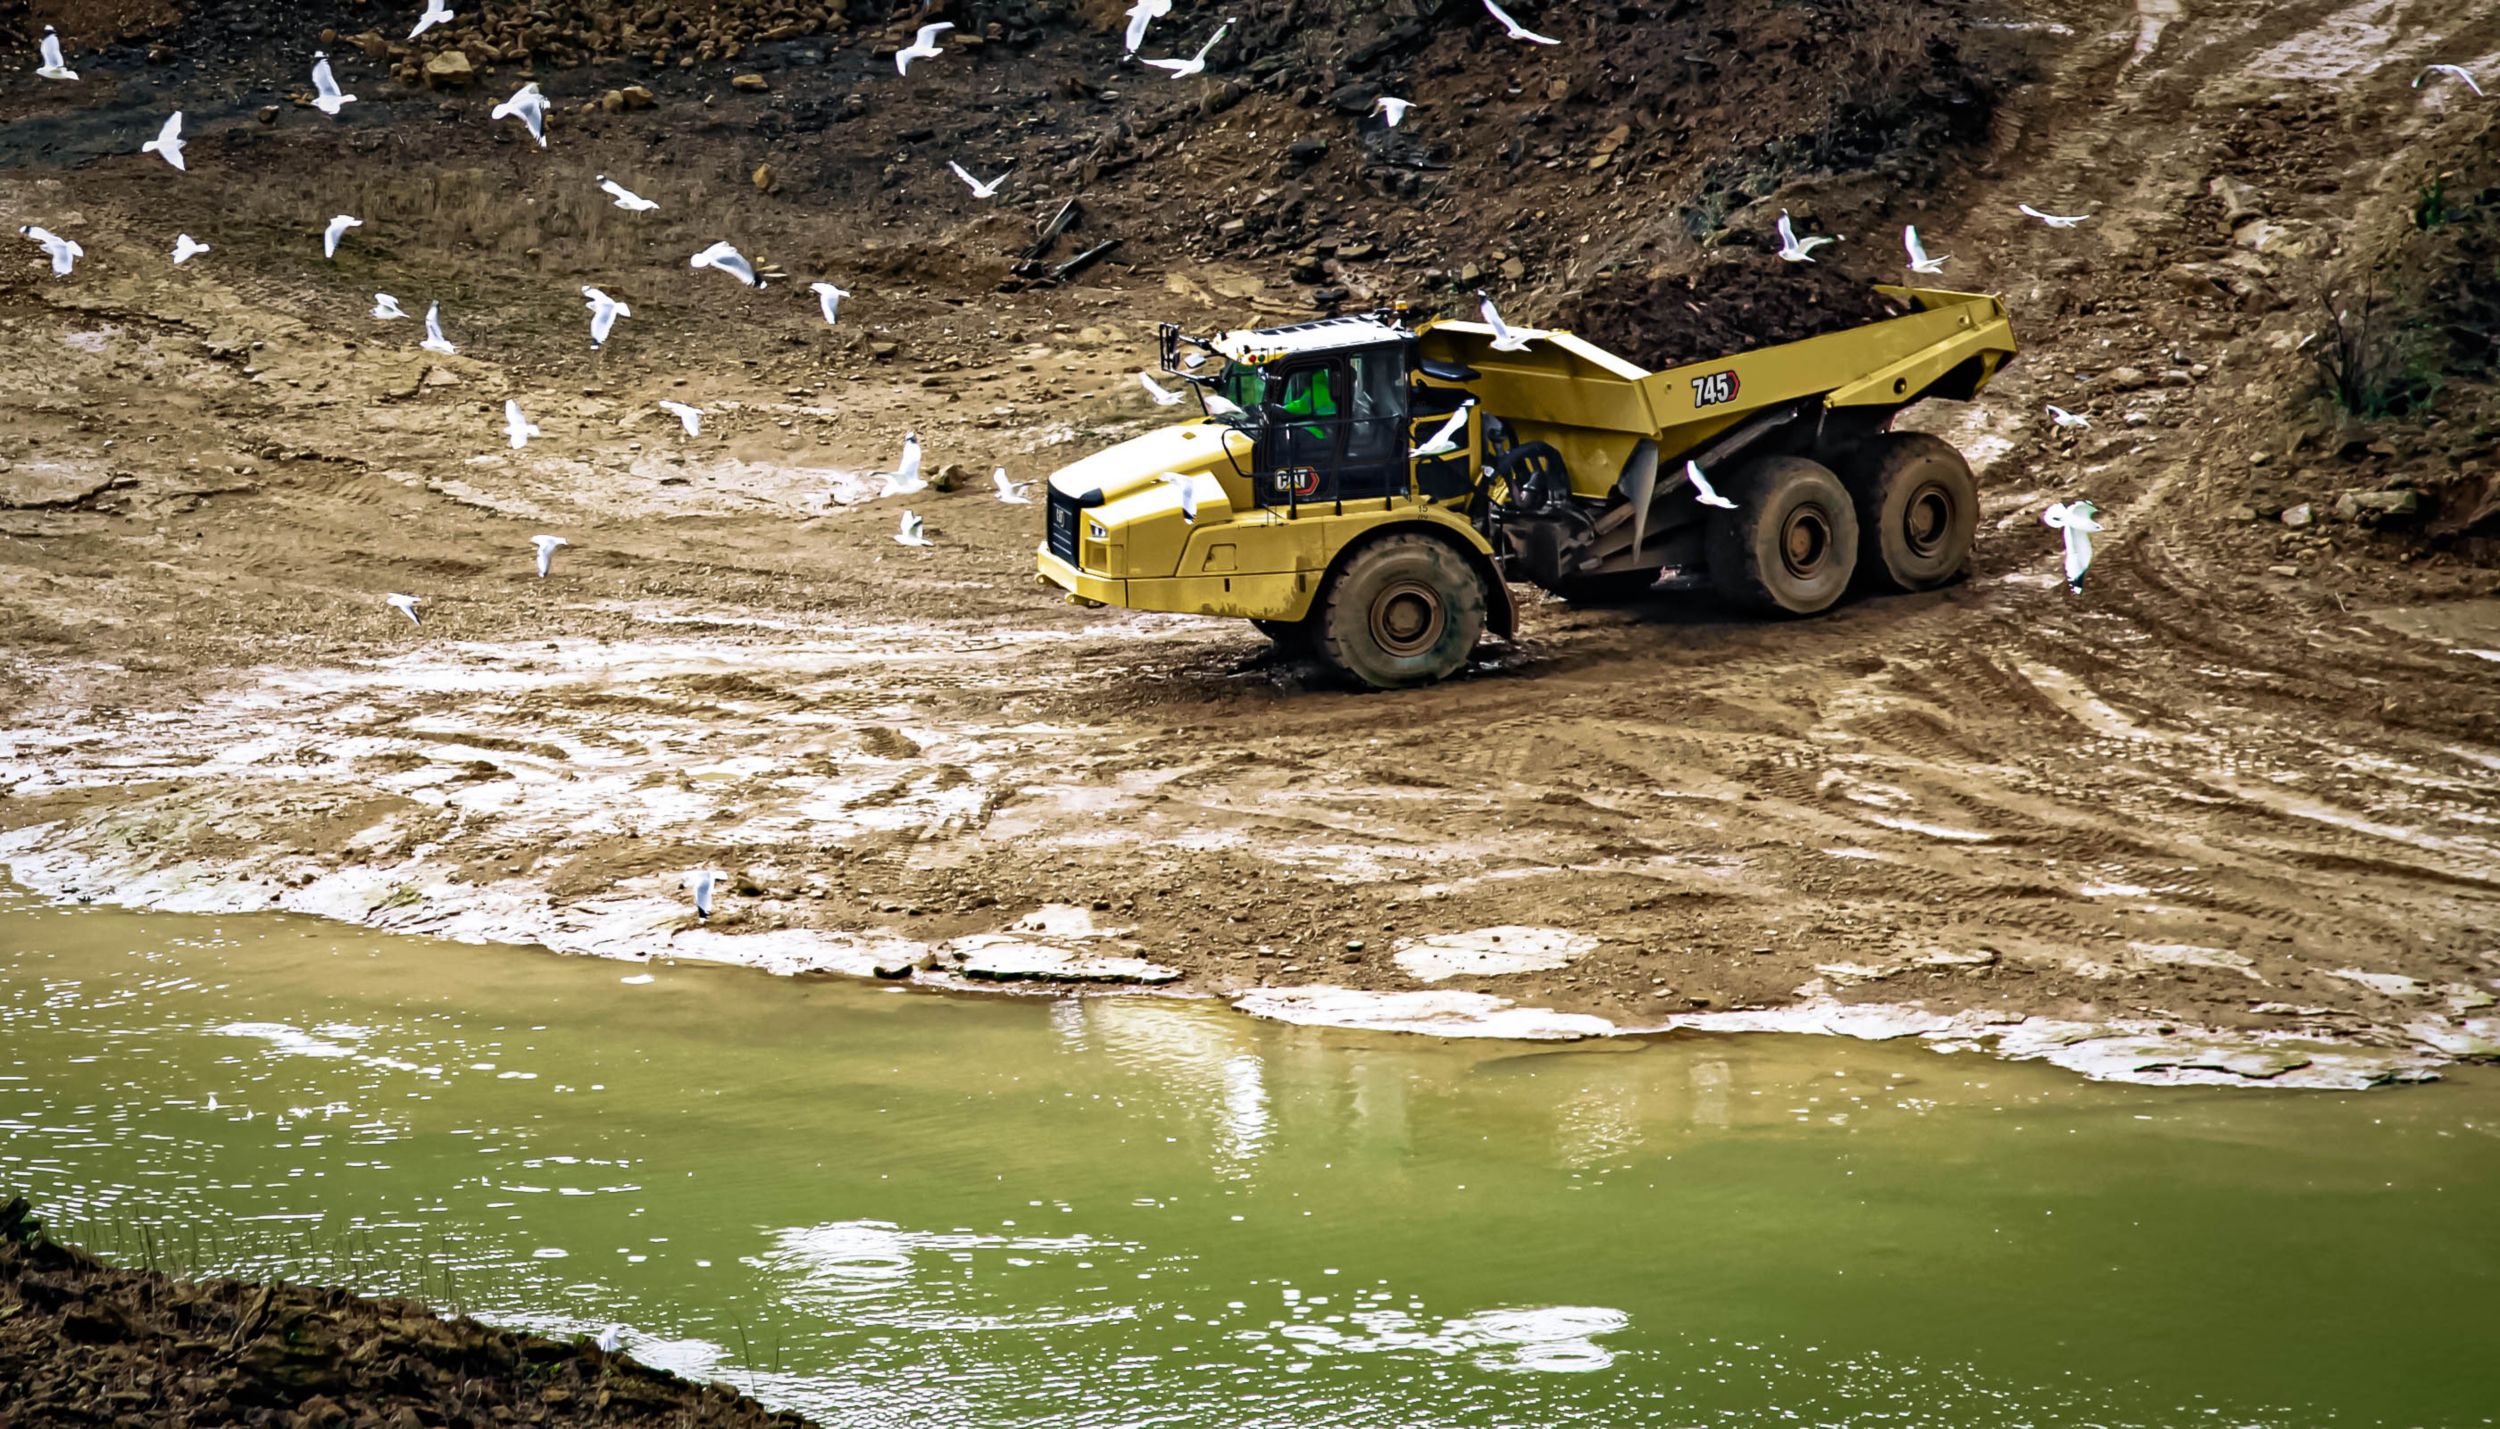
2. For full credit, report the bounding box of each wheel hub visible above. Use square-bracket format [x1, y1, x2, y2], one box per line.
[1902, 484, 1952, 557]
[1370, 579, 1445, 656]
[1780, 505, 1833, 579]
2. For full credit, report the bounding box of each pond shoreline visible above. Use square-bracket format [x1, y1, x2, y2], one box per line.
[0, 1197, 812, 1429]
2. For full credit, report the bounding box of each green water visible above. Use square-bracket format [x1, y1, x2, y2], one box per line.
[3, 892, 2495, 1427]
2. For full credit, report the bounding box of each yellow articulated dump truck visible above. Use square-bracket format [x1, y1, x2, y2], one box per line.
[1036, 288, 2017, 689]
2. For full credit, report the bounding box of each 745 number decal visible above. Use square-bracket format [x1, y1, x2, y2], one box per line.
[1690, 369, 1741, 408]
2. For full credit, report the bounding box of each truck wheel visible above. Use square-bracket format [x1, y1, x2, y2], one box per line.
[1251, 617, 1314, 655]
[1846, 432, 1977, 591]
[1705, 456, 1860, 616]
[1316, 533, 1488, 690]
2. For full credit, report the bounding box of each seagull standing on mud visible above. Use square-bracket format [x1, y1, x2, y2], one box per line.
[387, 592, 422, 626]
[21, 226, 83, 276]
[171, 234, 210, 264]
[691, 241, 761, 287]
[894, 22, 953, 75]
[36, 26, 78, 80]
[421, 301, 455, 354]
[493, 82, 549, 146]
[1477, 292, 1534, 352]
[531, 534, 568, 578]
[1142, 21, 1231, 79]
[894, 511, 934, 546]
[597, 175, 658, 211]
[878, 433, 927, 497]
[409, 0, 455, 40]
[309, 52, 355, 115]
[690, 870, 717, 921]
[505, 400, 540, 450]
[658, 400, 702, 436]
[2042, 500, 2102, 593]
[1776, 210, 1835, 262]
[323, 214, 361, 259]
[142, 113, 186, 171]
[1903, 225, 1947, 274]
[1480, 0, 1559, 45]
[808, 281, 850, 326]
[582, 286, 629, 348]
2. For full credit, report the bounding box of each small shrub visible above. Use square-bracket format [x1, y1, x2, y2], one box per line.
[2314, 280, 2443, 417]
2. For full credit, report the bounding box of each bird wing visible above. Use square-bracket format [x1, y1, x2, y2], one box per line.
[1124, 8, 1152, 51]
[948, 160, 979, 190]
[1904, 226, 1926, 264]
[1140, 56, 1190, 73]
[41, 33, 63, 66]
[312, 56, 339, 97]
[1481, 0, 1519, 29]
[1138, 371, 1172, 400]
[1194, 22, 1230, 61]
[1479, 296, 1511, 339]
[158, 113, 182, 145]
[915, 22, 954, 46]
[1421, 405, 1469, 451]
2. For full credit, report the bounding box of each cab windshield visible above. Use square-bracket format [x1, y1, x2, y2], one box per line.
[1211, 362, 1266, 424]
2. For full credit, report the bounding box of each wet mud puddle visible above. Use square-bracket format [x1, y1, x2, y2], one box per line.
[4, 893, 2497, 1427]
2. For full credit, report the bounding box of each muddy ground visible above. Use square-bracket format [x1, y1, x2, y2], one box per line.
[1, 0, 2498, 1088]
[0, 1198, 811, 1428]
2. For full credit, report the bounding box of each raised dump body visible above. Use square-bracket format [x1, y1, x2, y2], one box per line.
[1038, 287, 2016, 689]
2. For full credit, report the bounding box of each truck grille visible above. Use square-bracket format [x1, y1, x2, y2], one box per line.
[1046, 486, 1081, 565]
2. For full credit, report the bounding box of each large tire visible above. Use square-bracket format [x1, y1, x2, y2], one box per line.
[1315, 533, 1488, 690]
[1705, 456, 1860, 616]
[1845, 432, 1978, 592]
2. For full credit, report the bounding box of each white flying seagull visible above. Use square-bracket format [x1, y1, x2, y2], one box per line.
[1684, 460, 1736, 509]
[504, 399, 540, 450]
[310, 51, 355, 115]
[1481, 0, 1559, 46]
[1376, 96, 1413, 127]
[690, 869, 717, 921]
[2018, 203, 2091, 228]
[948, 160, 1009, 199]
[808, 281, 850, 326]
[1123, 0, 1173, 55]
[2041, 499, 2103, 593]
[1202, 390, 1247, 419]
[582, 286, 629, 348]
[1478, 292, 1534, 352]
[492, 82, 549, 146]
[690, 241, 760, 287]
[531, 534, 568, 578]
[171, 234, 210, 264]
[142, 113, 186, 171]
[1138, 371, 1187, 405]
[2046, 403, 2091, 430]
[594, 1325, 623, 1355]
[2414, 63, 2484, 97]
[895, 22, 953, 75]
[658, 400, 702, 437]
[597, 175, 657, 211]
[421, 301, 455, 354]
[895, 510, 934, 547]
[1162, 471, 1201, 524]
[1903, 224, 1947, 274]
[878, 433, 926, 497]
[1143, 21, 1231, 79]
[387, 592, 422, 626]
[995, 468, 1033, 503]
[1409, 401, 1474, 459]
[19, 226, 82, 277]
[1776, 210, 1835, 262]
[371, 293, 408, 320]
[409, 0, 455, 40]
[322, 214, 361, 259]
[37, 26, 77, 80]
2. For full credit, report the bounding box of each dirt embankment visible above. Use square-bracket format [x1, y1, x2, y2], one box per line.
[0, 0, 2497, 1093]
[0, 1198, 811, 1429]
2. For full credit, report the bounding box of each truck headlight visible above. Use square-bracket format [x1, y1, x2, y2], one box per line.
[1087, 520, 1108, 541]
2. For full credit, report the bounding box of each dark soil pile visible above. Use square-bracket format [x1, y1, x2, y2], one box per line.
[0, 1199, 812, 1429]
[1559, 252, 1906, 371]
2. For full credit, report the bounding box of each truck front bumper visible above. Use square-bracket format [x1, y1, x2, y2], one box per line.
[1036, 547, 1126, 608]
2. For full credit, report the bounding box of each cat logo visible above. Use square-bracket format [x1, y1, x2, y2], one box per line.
[1690, 369, 1740, 408]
